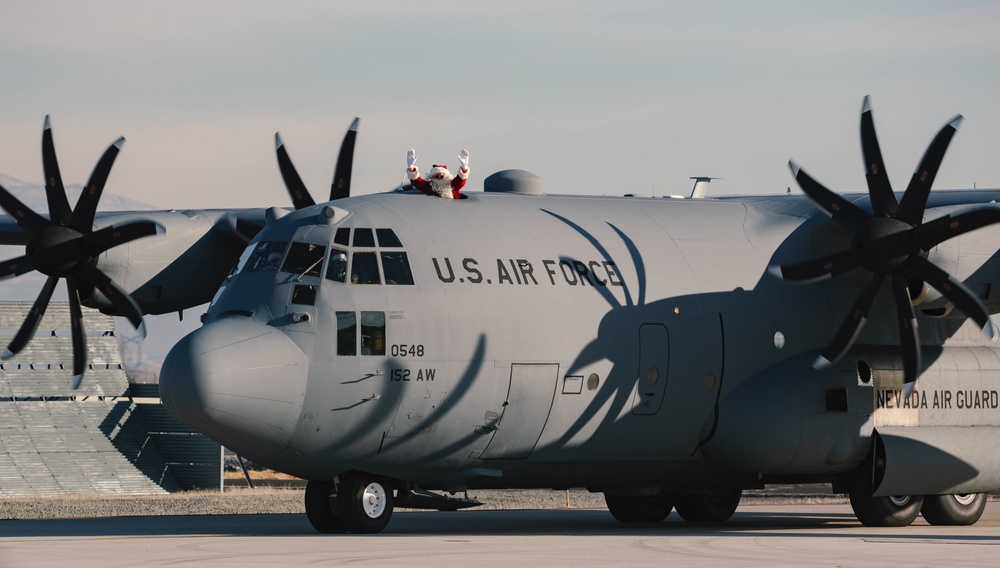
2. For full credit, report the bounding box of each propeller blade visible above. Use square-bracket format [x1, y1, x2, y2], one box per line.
[0, 183, 49, 233]
[769, 249, 857, 283]
[913, 206, 1000, 251]
[896, 115, 964, 225]
[71, 137, 125, 232]
[78, 264, 146, 339]
[891, 275, 921, 384]
[789, 160, 871, 229]
[2, 275, 59, 360]
[80, 220, 165, 257]
[860, 96, 897, 216]
[66, 278, 86, 389]
[41, 116, 73, 225]
[330, 117, 359, 201]
[814, 273, 885, 369]
[0, 255, 35, 280]
[275, 132, 316, 210]
[908, 255, 997, 341]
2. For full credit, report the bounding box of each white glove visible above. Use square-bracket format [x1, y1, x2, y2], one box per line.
[458, 149, 469, 171]
[406, 149, 417, 169]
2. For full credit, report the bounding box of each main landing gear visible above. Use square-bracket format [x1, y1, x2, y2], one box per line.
[847, 487, 988, 527]
[920, 493, 988, 526]
[843, 448, 988, 527]
[305, 472, 395, 534]
[604, 488, 742, 524]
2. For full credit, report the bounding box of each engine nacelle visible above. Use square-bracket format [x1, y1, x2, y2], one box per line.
[91, 210, 252, 315]
[702, 343, 1000, 488]
[873, 426, 1000, 495]
[699, 352, 873, 476]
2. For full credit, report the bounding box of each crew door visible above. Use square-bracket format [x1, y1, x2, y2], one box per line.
[480, 363, 559, 459]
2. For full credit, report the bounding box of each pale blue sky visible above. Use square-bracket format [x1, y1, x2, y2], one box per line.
[2, 1, 999, 210]
[2, 1, 1000, 362]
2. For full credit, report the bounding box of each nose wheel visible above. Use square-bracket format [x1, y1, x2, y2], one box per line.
[333, 472, 396, 534]
[304, 479, 346, 534]
[305, 473, 396, 534]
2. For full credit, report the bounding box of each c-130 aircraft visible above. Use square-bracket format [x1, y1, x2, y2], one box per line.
[3, 97, 1000, 534]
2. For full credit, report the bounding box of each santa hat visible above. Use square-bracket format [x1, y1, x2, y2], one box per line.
[429, 164, 451, 177]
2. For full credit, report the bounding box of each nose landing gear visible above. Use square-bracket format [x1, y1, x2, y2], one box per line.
[335, 472, 396, 534]
[305, 473, 396, 534]
[304, 479, 346, 534]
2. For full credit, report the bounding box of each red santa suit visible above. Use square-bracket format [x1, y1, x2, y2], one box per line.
[407, 164, 468, 199]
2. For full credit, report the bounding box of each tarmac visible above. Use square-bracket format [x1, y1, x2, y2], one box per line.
[3, 503, 1000, 567]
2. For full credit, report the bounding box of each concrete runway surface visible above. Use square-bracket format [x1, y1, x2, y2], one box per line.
[3, 503, 1000, 567]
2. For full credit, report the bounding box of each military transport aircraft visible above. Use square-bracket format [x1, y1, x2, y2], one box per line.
[3, 97, 1000, 534]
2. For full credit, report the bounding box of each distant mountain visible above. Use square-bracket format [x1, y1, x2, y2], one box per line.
[0, 173, 157, 213]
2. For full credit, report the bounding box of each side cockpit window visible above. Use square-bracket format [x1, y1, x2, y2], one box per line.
[336, 311, 357, 356]
[281, 242, 326, 278]
[335, 310, 386, 357]
[243, 241, 289, 273]
[361, 311, 385, 356]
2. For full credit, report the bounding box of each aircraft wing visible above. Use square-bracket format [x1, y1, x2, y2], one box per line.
[1, 207, 269, 315]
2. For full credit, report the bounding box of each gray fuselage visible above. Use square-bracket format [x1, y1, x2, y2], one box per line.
[159, 188, 1000, 493]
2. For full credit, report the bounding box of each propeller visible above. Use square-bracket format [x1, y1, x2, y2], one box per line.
[0, 116, 162, 388]
[772, 97, 1000, 385]
[275, 117, 359, 209]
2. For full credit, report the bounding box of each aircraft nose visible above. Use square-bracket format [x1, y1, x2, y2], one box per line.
[160, 317, 308, 462]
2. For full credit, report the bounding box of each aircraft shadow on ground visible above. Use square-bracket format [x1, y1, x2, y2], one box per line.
[4, 509, 1000, 540]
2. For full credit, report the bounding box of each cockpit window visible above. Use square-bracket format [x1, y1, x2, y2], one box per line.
[376, 228, 403, 248]
[353, 228, 376, 248]
[351, 252, 381, 284]
[324, 227, 413, 286]
[291, 284, 317, 305]
[280, 242, 327, 278]
[326, 248, 348, 283]
[334, 227, 350, 246]
[336, 311, 356, 356]
[381, 252, 414, 285]
[360, 311, 386, 356]
[242, 241, 289, 273]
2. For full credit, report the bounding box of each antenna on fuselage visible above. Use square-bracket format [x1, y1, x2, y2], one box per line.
[689, 176, 721, 199]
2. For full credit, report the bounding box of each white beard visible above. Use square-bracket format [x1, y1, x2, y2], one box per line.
[427, 175, 455, 198]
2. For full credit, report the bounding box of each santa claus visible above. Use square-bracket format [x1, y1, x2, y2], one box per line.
[406, 148, 469, 199]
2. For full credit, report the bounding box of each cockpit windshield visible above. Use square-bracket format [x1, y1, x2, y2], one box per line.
[327, 249, 348, 283]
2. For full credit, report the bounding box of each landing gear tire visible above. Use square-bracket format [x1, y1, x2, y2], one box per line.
[674, 489, 742, 522]
[335, 471, 395, 534]
[604, 492, 674, 523]
[847, 439, 924, 527]
[305, 479, 347, 534]
[849, 492, 923, 527]
[921, 493, 987, 526]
